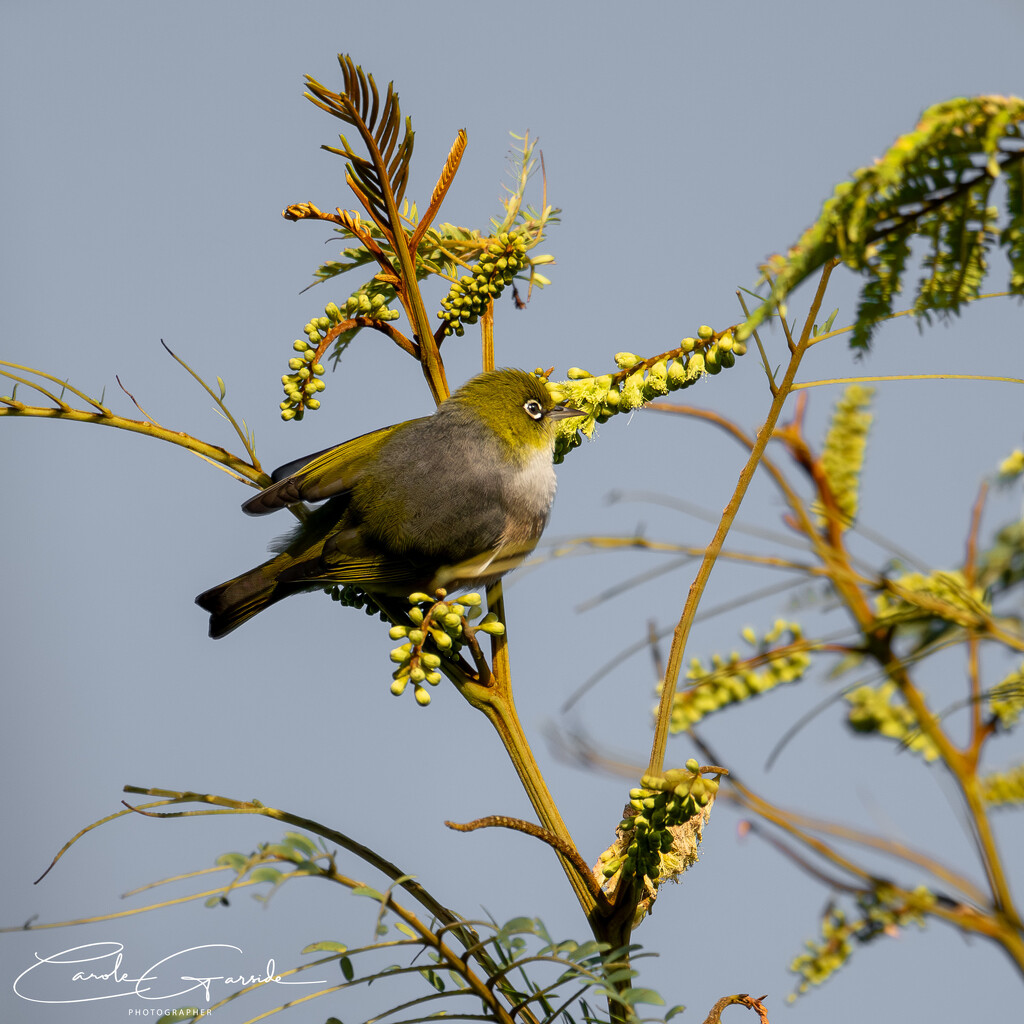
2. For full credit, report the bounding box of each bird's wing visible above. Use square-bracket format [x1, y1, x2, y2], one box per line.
[242, 419, 424, 516]
[277, 547, 421, 590]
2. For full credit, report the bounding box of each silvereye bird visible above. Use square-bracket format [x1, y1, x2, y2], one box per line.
[196, 368, 584, 638]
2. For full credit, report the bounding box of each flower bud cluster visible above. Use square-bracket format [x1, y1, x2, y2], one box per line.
[981, 764, 1024, 806]
[325, 584, 389, 618]
[845, 681, 940, 760]
[437, 232, 529, 337]
[874, 570, 989, 631]
[597, 760, 718, 898]
[668, 620, 812, 731]
[280, 292, 400, 421]
[988, 663, 1024, 728]
[997, 448, 1024, 480]
[280, 335, 327, 421]
[546, 328, 748, 461]
[814, 385, 874, 530]
[387, 591, 504, 706]
[789, 887, 934, 999]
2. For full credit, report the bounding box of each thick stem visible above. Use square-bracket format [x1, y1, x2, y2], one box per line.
[452, 583, 599, 925]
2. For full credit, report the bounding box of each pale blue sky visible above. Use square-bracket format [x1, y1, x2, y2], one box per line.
[3, 2, 1023, 1022]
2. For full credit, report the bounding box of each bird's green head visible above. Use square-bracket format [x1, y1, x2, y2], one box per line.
[447, 368, 583, 463]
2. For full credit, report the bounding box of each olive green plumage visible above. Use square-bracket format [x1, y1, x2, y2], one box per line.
[196, 369, 582, 638]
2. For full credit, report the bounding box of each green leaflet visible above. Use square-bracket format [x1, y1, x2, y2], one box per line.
[747, 95, 1024, 350]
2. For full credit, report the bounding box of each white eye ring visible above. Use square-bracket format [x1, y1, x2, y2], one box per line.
[523, 399, 544, 420]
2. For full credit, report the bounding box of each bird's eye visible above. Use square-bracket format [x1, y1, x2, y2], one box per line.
[523, 399, 544, 420]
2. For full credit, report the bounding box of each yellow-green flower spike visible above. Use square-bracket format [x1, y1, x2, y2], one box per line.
[669, 621, 813, 730]
[998, 448, 1024, 479]
[981, 763, 1024, 806]
[436, 231, 529, 337]
[814, 385, 874, 530]
[383, 591, 503, 705]
[550, 327, 750, 460]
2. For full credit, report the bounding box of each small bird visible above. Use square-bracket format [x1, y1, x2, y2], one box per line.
[196, 368, 584, 638]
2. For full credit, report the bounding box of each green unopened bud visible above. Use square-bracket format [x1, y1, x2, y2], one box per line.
[697, 325, 714, 340]
[324, 302, 342, 321]
[389, 625, 408, 640]
[414, 686, 432, 706]
[614, 352, 639, 369]
[293, 339, 309, 352]
[425, 671, 442, 685]
[391, 677, 409, 696]
[306, 398, 321, 410]
[461, 592, 482, 606]
[430, 629, 453, 650]
[667, 358, 687, 384]
[390, 644, 413, 664]
[567, 367, 592, 379]
[421, 652, 442, 668]
[685, 758, 700, 773]
[281, 408, 297, 421]
[408, 592, 432, 604]
[407, 629, 425, 645]
[288, 357, 304, 370]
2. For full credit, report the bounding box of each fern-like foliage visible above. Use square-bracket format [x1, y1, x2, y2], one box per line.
[748, 95, 1024, 350]
[305, 55, 414, 233]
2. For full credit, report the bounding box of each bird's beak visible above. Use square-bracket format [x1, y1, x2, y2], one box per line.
[548, 404, 586, 420]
